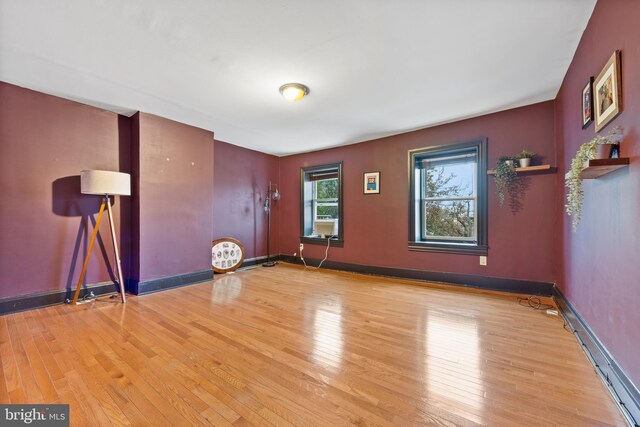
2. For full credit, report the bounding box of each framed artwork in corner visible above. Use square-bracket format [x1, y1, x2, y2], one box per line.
[581, 77, 593, 129]
[363, 171, 380, 194]
[212, 237, 245, 273]
[594, 50, 622, 132]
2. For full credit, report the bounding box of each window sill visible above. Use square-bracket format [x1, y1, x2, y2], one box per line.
[301, 236, 344, 248]
[408, 242, 487, 255]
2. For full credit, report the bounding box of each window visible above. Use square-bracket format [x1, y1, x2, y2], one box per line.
[301, 162, 343, 246]
[409, 138, 487, 254]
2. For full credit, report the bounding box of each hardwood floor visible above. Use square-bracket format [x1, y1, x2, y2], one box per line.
[0, 263, 626, 426]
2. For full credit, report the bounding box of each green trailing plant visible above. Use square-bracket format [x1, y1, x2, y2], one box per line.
[494, 156, 517, 206]
[515, 150, 536, 160]
[565, 126, 623, 231]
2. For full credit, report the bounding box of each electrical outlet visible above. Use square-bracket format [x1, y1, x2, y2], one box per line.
[479, 256, 487, 266]
[299, 243, 304, 252]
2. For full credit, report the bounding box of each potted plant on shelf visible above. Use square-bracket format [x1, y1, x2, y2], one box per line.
[494, 156, 517, 207]
[565, 126, 623, 231]
[515, 150, 536, 168]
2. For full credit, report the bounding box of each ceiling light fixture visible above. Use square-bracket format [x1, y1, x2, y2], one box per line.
[279, 83, 309, 102]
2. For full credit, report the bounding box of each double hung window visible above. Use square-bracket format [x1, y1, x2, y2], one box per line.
[301, 162, 343, 245]
[409, 139, 487, 254]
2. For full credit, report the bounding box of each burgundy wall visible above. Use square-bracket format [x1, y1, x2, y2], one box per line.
[279, 101, 557, 285]
[0, 85, 215, 299]
[213, 140, 280, 260]
[3, 1, 637, 392]
[0, 82, 130, 299]
[555, 0, 640, 387]
[131, 113, 214, 283]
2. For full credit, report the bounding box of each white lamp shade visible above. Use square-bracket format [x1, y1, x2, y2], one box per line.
[81, 170, 131, 196]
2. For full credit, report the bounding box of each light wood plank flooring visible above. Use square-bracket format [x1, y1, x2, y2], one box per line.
[0, 263, 625, 426]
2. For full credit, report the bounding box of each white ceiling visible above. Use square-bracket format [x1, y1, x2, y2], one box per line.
[0, 0, 595, 156]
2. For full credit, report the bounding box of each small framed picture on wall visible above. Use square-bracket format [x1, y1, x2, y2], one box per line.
[581, 77, 593, 129]
[363, 171, 380, 194]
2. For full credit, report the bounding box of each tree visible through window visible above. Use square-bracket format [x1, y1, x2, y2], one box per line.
[301, 162, 343, 244]
[314, 179, 338, 220]
[409, 139, 487, 255]
[422, 154, 476, 241]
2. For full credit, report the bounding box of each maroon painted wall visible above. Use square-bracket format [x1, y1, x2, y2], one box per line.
[3, 1, 636, 393]
[213, 140, 280, 260]
[131, 113, 214, 282]
[0, 82, 130, 299]
[279, 101, 557, 285]
[555, 0, 640, 387]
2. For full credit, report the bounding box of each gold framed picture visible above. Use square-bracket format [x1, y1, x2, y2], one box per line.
[593, 50, 622, 132]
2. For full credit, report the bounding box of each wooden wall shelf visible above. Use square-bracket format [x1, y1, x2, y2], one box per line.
[564, 158, 629, 180]
[487, 164, 553, 175]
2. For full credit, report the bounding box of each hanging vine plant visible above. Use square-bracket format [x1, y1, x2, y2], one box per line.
[494, 156, 517, 207]
[565, 126, 623, 231]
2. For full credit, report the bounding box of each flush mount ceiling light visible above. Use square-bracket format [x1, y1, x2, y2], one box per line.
[279, 83, 309, 102]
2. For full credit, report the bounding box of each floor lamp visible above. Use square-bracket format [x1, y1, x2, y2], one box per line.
[71, 170, 131, 305]
[263, 181, 280, 267]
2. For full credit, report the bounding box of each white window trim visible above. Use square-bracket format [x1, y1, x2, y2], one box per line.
[312, 180, 339, 221]
[420, 156, 478, 242]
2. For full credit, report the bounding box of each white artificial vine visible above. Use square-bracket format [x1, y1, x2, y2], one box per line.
[565, 126, 623, 231]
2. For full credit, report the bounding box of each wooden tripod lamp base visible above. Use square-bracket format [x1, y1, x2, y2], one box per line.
[72, 170, 131, 305]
